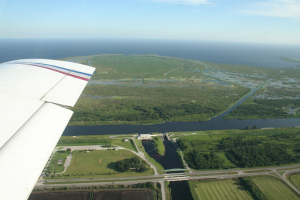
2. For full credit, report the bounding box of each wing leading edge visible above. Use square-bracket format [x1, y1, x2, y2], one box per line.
[0, 59, 95, 200]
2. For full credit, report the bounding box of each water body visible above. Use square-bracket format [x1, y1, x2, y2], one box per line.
[169, 181, 193, 200]
[63, 88, 299, 136]
[63, 118, 300, 136]
[1, 38, 299, 134]
[142, 140, 183, 170]
[1, 39, 299, 68]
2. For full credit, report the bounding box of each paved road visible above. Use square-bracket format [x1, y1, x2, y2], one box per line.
[159, 181, 166, 200]
[39, 140, 300, 199]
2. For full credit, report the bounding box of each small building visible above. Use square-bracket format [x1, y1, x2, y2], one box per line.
[124, 138, 129, 142]
[137, 134, 152, 140]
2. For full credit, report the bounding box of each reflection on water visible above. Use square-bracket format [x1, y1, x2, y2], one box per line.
[141, 140, 183, 170]
[63, 117, 300, 136]
[169, 181, 193, 200]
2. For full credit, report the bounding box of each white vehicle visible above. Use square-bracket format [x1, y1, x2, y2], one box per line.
[0, 59, 95, 200]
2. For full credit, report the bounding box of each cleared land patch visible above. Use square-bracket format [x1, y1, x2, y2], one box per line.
[251, 176, 300, 200]
[189, 179, 253, 200]
[47, 151, 69, 173]
[28, 191, 90, 200]
[50, 149, 153, 179]
[93, 189, 153, 200]
[57, 136, 137, 152]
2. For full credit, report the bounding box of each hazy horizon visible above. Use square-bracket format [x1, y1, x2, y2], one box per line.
[0, 0, 300, 44]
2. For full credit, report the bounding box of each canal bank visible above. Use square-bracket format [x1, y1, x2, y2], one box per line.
[63, 118, 300, 136]
[141, 139, 184, 170]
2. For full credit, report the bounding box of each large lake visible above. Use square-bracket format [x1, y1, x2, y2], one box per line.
[1, 39, 299, 68]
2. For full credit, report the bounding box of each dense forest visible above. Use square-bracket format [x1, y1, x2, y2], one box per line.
[177, 129, 300, 170]
[224, 99, 300, 119]
[70, 82, 250, 125]
[219, 136, 300, 167]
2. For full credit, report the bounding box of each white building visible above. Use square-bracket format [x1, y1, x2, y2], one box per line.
[137, 134, 152, 140]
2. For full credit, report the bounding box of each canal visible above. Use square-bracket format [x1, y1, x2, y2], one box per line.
[141, 140, 183, 170]
[63, 118, 300, 136]
[168, 181, 193, 200]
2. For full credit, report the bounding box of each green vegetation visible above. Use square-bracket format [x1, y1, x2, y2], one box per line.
[288, 172, 300, 189]
[239, 177, 268, 200]
[225, 98, 300, 119]
[153, 137, 165, 156]
[44, 177, 159, 185]
[56, 136, 137, 152]
[57, 136, 112, 146]
[46, 151, 69, 174]
[60, 54, 300, 123]
[60, 54, 270, 125]
[117, 157, 149, 172]
[251, 175, 300, 200]
[135, 138, 164, 172]
[188, 179, 254, 200]
[281, 57, 300, 63]
[243, 170, 271, 173]
[70, 84, 249, 125]
[224, 67, 300, 120]
[46, 150, 154, 179]
[177, 127, 300, 170]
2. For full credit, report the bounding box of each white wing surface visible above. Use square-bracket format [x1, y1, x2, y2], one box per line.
[0, 59, 95, 200]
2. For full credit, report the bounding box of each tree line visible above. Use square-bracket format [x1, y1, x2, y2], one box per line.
[117, 157, 149, 172]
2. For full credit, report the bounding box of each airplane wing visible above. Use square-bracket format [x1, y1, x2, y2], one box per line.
[0, 59, 95, 200]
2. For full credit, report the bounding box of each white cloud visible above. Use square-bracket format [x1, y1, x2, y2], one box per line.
[241, 0, 300, 18]
[151, 0, 211, 5]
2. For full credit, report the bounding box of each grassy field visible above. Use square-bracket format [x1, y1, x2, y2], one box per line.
[47, 151, 69, 173]
[56, 136, 138, 152]
[189, 179, 254, 200]
[251, 176, 300, 200]
[288, 172, 300, 189]
[153, 136, 165, 156]
[47, 150, 154, 179]
[136, 138, 165, 172]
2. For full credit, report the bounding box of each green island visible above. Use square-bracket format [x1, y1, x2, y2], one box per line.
[153, 136, 165, 156]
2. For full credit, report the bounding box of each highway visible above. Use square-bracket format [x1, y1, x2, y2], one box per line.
[35, 163, 300, 200]
[37, 139, 300, 199]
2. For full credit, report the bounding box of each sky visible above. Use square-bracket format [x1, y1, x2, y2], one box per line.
[0, 0, 299, 44]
